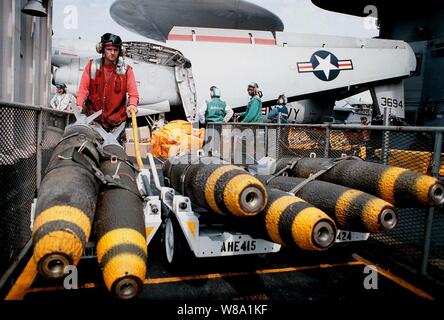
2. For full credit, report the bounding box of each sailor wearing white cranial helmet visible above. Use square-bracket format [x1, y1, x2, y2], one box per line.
[199, 86, 234, 124]
[267, 94, 289, 123]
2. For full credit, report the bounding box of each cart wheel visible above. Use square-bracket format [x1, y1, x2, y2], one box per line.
[164, 215, 192, 265]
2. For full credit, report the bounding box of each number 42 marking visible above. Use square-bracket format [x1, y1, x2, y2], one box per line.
[337, 231, 352, 241]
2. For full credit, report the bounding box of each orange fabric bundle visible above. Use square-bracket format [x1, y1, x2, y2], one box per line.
[152, 120, 205, 158]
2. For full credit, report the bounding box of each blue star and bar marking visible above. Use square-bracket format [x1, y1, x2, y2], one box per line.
[297, 50, 353, 81]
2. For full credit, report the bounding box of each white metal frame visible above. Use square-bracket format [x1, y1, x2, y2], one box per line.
[160, 186, 282, 258]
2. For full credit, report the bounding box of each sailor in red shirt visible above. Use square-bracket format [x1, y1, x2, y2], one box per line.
[76, 33, 139, 130]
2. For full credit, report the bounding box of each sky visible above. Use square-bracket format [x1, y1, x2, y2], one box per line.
[53, 0, 379, 42]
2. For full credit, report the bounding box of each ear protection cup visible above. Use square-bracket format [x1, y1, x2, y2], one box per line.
[96, 42, 103, 54]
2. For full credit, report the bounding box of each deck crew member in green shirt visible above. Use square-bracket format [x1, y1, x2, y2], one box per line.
[233, 82, 264, 164]
[199, 86, 233, 156]
[199, 86, 233, 125]
[236, 82, 263, 123]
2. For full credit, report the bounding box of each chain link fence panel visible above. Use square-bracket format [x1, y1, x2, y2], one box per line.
[370, 208, 428, 270]
[429, 208, 444, 283]
[0, 104, 70, 276]
[0, 105, 37, 274]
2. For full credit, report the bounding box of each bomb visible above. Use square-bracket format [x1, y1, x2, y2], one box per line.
[32, 113, 102, 279]
[255, 188, 337, 251]
[257, 175, 397, 233]
[93, 124, 147, 299]
[276, 157, 444, 207]
[164, 158, 267, 217]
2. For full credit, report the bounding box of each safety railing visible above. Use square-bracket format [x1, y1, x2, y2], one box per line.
[0, 102, 71, 276]
[207, 122, 444, 286]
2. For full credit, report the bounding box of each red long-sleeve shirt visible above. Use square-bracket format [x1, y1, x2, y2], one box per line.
[76, 60, 139, 108]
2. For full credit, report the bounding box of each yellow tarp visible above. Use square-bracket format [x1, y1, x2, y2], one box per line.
[374, 149, 433, 174]
[152, 120, 205, 159]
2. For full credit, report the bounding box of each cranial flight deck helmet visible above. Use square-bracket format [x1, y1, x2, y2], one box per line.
[277, 94, 287, 104]
[96, 33, 125, 55]
[55, 82, 67, 92]
[55, 82, 67, 89]
[210, 86, 221, 98]
[248, 82, 262, 97]
[248, 82, 259, 90]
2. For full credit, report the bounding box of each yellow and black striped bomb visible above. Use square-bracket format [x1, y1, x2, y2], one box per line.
[164, 162, 268, 217]
[257, 176, 397, 233]
[276, 157, 444, 207]
[32, 125, 100, 279]
[94, 144, 147, 300]
[257, 188, 337, 251]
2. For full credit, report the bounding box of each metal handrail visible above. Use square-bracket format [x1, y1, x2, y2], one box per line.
[0, 101, 72, 115]
[209, 121, 444, 133]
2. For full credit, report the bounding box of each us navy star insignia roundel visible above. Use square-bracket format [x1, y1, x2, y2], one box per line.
[297, 50, 353, 81]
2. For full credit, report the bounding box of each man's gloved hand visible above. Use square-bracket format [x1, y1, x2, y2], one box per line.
[127, 104, 138, 114]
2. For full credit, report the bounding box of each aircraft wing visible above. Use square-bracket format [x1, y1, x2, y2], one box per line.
[311, 0, 439, 16]
[311, 0, 375, 17]
[110, 0, 284, 42]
